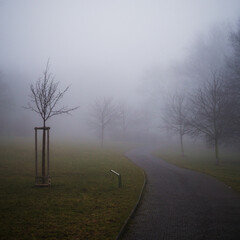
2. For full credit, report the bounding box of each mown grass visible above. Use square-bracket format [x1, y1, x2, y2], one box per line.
[0, 138, 144, 240]
[155, 144, 240, 193]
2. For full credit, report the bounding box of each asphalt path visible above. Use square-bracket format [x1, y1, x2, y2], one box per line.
[122, 147, 240, 240]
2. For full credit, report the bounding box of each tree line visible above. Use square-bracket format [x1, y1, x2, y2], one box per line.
[161, 22, 240, 165]
[1, 21, 240, 167]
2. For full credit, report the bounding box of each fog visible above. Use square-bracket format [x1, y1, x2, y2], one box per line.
[1, 0, 240, 143]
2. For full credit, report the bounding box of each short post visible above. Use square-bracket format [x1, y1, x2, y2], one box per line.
[110, 170, 122, 188]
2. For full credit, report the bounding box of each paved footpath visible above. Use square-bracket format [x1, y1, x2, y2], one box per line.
[122, 147, 240, 240]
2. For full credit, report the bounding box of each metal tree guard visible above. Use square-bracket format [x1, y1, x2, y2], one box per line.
[34, 127, 51, 187]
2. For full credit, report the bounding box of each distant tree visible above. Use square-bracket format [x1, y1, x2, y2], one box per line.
[187, 71, 234, 165]
[118, 102, 128, 140]
[228, 21, 240, 79]
[161, 92, 189, 156]
[225, 21, 240, 141]
[185, 24, 231, 87]
[26, 61, 78, 182]
[0, 73, 6, 133]
[0, 72, 11, 135]
[0, 73, 5, 106]
[90, 98, 119, 146]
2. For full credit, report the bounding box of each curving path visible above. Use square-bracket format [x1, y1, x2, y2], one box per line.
[122, 147, 240, 240]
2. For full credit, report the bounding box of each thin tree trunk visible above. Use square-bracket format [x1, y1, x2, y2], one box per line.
[180, 133, 184, 157]
[42, 121, 46, 183]
[215, 137, 219, 165]
[101, 126, 104, 147]
[122, 128, 126, 141]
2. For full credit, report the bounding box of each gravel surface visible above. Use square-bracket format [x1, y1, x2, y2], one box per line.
[122, 147, 240, 240]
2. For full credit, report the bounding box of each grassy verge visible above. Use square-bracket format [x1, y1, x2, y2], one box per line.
[0, 138, 144, 240]
[155, 144, 240, 193]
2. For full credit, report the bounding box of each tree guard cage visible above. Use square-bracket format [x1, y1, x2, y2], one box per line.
[34, 127, 51, 187]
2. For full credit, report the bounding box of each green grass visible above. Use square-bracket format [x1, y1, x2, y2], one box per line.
[155, 144, 240, 193]
[0, 138, 144, 240]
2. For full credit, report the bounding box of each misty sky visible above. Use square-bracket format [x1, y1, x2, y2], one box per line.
[1, 0, 240, 138]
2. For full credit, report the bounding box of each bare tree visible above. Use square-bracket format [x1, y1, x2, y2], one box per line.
[0, 72, 5, 106]
[0, 73, 6, 134]
[225, 21, 240, 141]
[161, 92, 189, 156]
[117, 102, 128, 140]
[90, 98, 119, 146]
[187, 71, 234, 165]
[0, 72, 12, 135]
[228, 21, 240, 79]
[26, 61, 78, 182]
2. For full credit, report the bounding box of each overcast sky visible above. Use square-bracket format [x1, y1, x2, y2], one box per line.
[1, 0, 240, 137]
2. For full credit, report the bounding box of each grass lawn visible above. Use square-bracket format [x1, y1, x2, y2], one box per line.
[155, 144, 240, 193]
[0, 138, 144, 240]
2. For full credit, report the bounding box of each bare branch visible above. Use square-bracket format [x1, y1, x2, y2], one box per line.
[161, 91, 189, 156]
[25, 61, 79, 126]
[187, 70, 235, 162]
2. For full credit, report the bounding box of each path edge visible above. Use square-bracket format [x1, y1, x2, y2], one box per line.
[115, 153, 147, 240]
